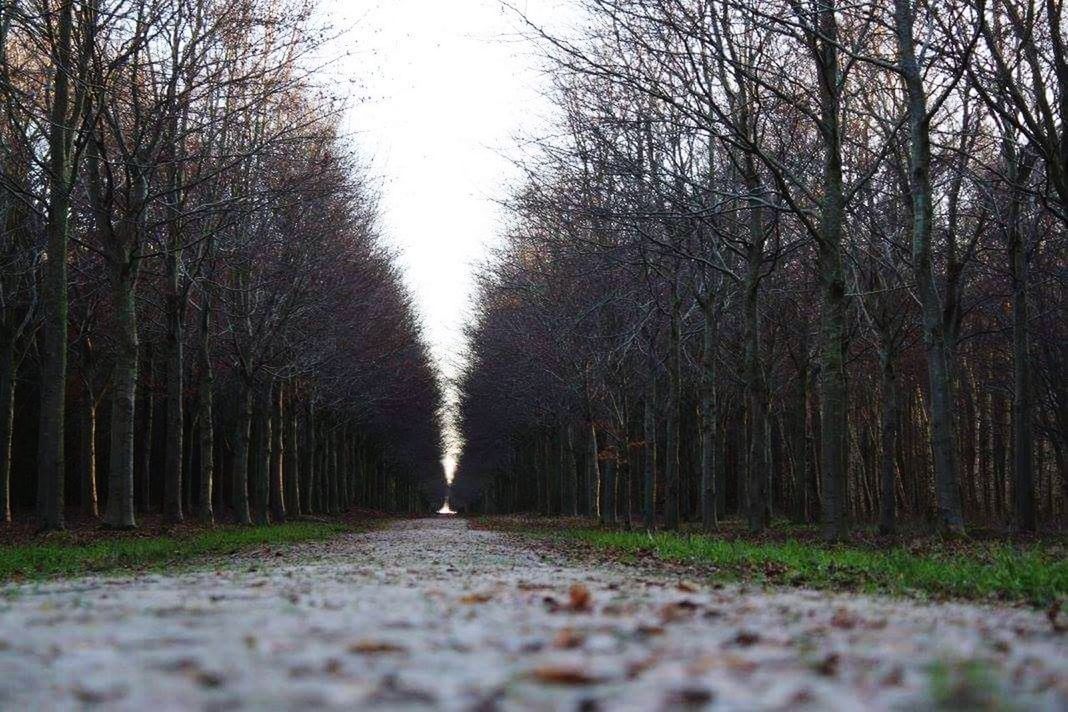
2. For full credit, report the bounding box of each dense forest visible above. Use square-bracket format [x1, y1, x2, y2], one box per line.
[0, 0, 444, 531]
[452, 0, 1066, 538]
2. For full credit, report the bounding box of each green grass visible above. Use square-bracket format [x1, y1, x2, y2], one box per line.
[513, 525, 1067, 606]
[0, 522, 345, 582]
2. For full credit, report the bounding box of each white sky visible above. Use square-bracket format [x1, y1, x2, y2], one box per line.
[318, 0, 573, 467]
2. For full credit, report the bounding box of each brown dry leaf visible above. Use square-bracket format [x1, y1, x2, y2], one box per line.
[348, 640, 407, 655]
[665, 687, 714, 706]
[601, 602, 638, 616]
[626, 656, 658, 679]
[686, 653, 757, 675]
[881, 666, 904, 687]
[830, 608, 858, 630]
[731, 630, 761, 647]
[814, 653, 840, 677]
[543, 594, 562, 611]
[517, 581, 550, 591]
[1048, 600, 1067, 634]
[568, 584, 593, 612]
[553, 627, 586, 649]
[676, 580, 699, 593]
[660, 599, 700, 623]
[194, 670, 226, 688]
[460, 592, 493, 604]
[530, 665, 601, 686]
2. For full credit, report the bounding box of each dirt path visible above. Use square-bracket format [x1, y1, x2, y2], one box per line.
[0, 518, 1064, 711]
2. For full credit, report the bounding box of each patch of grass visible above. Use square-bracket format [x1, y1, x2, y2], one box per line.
[928, 659, 1006, 710]
[0, 522, 345, 582]
[496, 521, 1067, 606]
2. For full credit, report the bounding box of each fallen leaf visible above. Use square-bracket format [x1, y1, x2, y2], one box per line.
[636, 624, 665, 637]
[814, 653, 840, 676]
[731, 630, 761, 647]
[881, 667, 904, 687]
[460, 592, 493, 604]
[665, 687, 714, 706]
[830, 608, 858, 630]
[195, 670, 225, 688]
[569, 584, 592, 612]
[553, 627, 585, 649]
[660, 599, 700, 623]
[1048, 600, 1066, 634]
[676, 580, 699, 593]
[348, 640, 407, 654]
[530, 665, 601, 686]
[626, 656, 658, 679]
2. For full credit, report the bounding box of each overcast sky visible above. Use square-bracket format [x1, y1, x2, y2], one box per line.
[318, 0, 573, 468]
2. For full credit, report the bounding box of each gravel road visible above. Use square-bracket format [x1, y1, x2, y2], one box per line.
[0, 518, 1064, 711]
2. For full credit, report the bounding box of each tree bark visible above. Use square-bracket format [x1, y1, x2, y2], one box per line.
[284, 388, 300, 515]
[163, 273, 184, 523]
[138, 348, 154, 512]
[587, 418, 600, 519]
[642, 381, 656, 531]
[814, 1, 850, 541]
[302, 401, 315, 514]
[663, 295, 681, 530]
[196, 300, 214, 523]
[0, 341, 15, 523]
[80, 393, 98, 518]
[103, 259, 139, 530]
[1005, 152, 1036, 531]
[699, 295, 718, 532]
[895, 0, 964, 535]
[878, 348, 899, 535]
[251, 386, 269, 525]
[36, 0, 80, 532]
[270, 384, 285, 523]
[232, 381, 252, 524]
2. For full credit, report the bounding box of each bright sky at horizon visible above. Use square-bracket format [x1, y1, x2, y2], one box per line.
[318, 0, 573, 470]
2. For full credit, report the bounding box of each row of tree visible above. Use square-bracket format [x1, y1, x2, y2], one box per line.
[1, 0, 444, 530]
[452, 0, 1065, 538]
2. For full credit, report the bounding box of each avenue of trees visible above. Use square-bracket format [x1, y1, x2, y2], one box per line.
[453, 0, 1066, 538]
[1, 0, 444, 531]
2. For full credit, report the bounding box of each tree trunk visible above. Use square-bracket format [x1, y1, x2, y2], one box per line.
[664, 296, 681, 531]
[0, 341, 15, 523]
[232, 381, 252, 524]
[699, 296, 718, 532]
[744, 260, 768, 533]
[270, 384, 285, 523]
[163, 282, 184, 523]
[36, 0, 78, 532]
[1008, 172, 1035, 532]
[302, 401, 315, 514]
[878, 348, 899, 535]
[602, 454, 617, 526]
[895, 0, 964, 536]
[642, 382, 656, 531]
[251, 386, 270, 525]
[138, 349, 154, 512]
[587, 418, 600, 519]
[196, 302, 214, 523]
[104, 260, 139, 530]
[284, 388, 300, 515]
[328, 426, 340, 514]
[80, 393, 98, 517]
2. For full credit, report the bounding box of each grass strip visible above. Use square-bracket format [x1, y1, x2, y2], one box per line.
[519, 525, 1067, 606]
[0, 521, 345, 582]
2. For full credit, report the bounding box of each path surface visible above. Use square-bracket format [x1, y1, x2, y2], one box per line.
[0, 518, 1064, 711]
